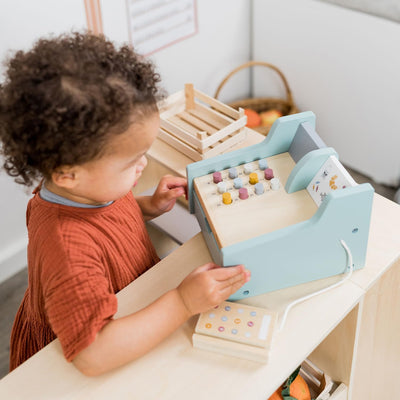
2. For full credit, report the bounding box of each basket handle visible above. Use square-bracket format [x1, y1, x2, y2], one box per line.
[214, 60, 294, 107]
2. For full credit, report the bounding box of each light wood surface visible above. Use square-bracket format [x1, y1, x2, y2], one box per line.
[0, 232, 364, 400]
[349, 257, 400, 400]
[0, 194, 399, 399]
[194, 152, 318, 248]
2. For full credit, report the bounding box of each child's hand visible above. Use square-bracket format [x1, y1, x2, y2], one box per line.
[151, 174, 187, 213]
[176, 263, 250, 317]
[136, 175, 187, 220]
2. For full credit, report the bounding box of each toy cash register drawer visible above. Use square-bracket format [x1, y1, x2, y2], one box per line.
[186, 112, 374, 300]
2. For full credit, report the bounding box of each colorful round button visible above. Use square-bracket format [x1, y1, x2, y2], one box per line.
[222, 192, 232, 204]
[239, 187, 249, 200]
[254, 182, 264, 195]
[249, 172, 259, 185]
[233, 177, 243, 189]
[228, 167, 238, 179]
[213, 171, 222, 183]
[217, 181, 227, 193]
[258, 159, 268, 170]
[270, 177, 280, 190]
[264, 168, 274, 180]
[243, 163, 253, 174]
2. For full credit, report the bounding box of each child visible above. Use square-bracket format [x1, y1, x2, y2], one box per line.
[0, 32, 250, 376]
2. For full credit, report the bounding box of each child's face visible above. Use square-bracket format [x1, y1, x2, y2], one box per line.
[67, 112, 160, 205]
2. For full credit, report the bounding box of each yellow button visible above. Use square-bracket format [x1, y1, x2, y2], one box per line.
[222, 192, 232, 205]
[249, 172, 259, 185]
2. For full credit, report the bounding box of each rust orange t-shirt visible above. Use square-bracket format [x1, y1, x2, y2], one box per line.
[9, 190, 160, 371]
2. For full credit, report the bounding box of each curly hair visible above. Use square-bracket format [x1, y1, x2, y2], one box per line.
[0, 32, 164, 186]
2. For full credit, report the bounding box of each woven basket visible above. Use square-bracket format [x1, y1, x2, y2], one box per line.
[214, 61, 299, 135]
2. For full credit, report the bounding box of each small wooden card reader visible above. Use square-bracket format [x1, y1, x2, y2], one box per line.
[193, 301, 278, 363]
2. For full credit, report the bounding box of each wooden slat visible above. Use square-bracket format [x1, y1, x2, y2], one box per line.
[178, 111, 218, 134]
[160, 119, 201, 148]
[201, 117, 247, 148]
[193, 103, 234, 127]
[168, 115, 199, 135]
[194, 89, 240, 119]
[158, 129, 202, 161]
[202, 129, 247, 158]
[188, 108, 226, 130]
[184, 83, 195, 110]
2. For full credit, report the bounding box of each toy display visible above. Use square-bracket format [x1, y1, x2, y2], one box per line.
[187, 111, 374, 300]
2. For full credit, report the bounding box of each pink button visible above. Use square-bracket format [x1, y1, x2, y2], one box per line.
[213, 172, 222, 183]
[239, 187, 249, 200]
[264, 168, 274, 180]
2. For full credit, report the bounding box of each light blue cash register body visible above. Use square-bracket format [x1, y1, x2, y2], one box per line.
[186, 112, 374, 300]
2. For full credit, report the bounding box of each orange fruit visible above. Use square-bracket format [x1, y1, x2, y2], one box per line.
[289, 374, 311, 400]
[268, 385, 283, 400]
[244, 108, 261, 127]
[268, 374, 311, 400]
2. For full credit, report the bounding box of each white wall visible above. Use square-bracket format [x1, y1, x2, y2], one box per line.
[252, 0, 400, 186]
[0, 0, 87, 283]
[0, 0, 251, 283]
[101, 0, 251, 100]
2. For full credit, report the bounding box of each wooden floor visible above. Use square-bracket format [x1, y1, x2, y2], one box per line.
[0, 167, 397, 379]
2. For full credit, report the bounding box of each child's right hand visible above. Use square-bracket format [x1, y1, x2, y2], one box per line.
[176, 263, 250, 317]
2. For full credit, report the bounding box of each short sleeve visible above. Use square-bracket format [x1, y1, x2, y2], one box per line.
[41, 225, 118, 362]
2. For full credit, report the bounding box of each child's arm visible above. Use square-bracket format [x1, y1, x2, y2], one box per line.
[136, 175, 187, 221]
[72, 263, 250, 376]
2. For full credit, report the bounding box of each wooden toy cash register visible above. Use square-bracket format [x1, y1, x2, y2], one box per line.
[186, 111, 374, 300]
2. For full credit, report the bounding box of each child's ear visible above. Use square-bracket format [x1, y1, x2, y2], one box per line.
[51, 167, 79, 189]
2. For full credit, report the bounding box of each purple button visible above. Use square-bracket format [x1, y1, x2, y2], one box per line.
[239, 187, 249, 200]
[264, 168, 274, 180]
[213, 172, 222, 184]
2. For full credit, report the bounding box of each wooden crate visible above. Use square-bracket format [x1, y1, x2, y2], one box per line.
[158, 83, 247, 161]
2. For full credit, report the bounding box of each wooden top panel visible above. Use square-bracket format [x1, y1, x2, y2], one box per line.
[194, 152, 318, 248]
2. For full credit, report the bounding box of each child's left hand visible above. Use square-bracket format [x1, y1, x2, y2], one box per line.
[137, 175, 187, 220]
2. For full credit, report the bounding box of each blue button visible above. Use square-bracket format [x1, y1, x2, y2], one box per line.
[229, 167, 238, 179]
[254, 182, 264, 195]
[233, 178, 243, 189]
[258, 159, 268, 170]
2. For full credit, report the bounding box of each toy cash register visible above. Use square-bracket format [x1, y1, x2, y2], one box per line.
[186, 111, 374, 300]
